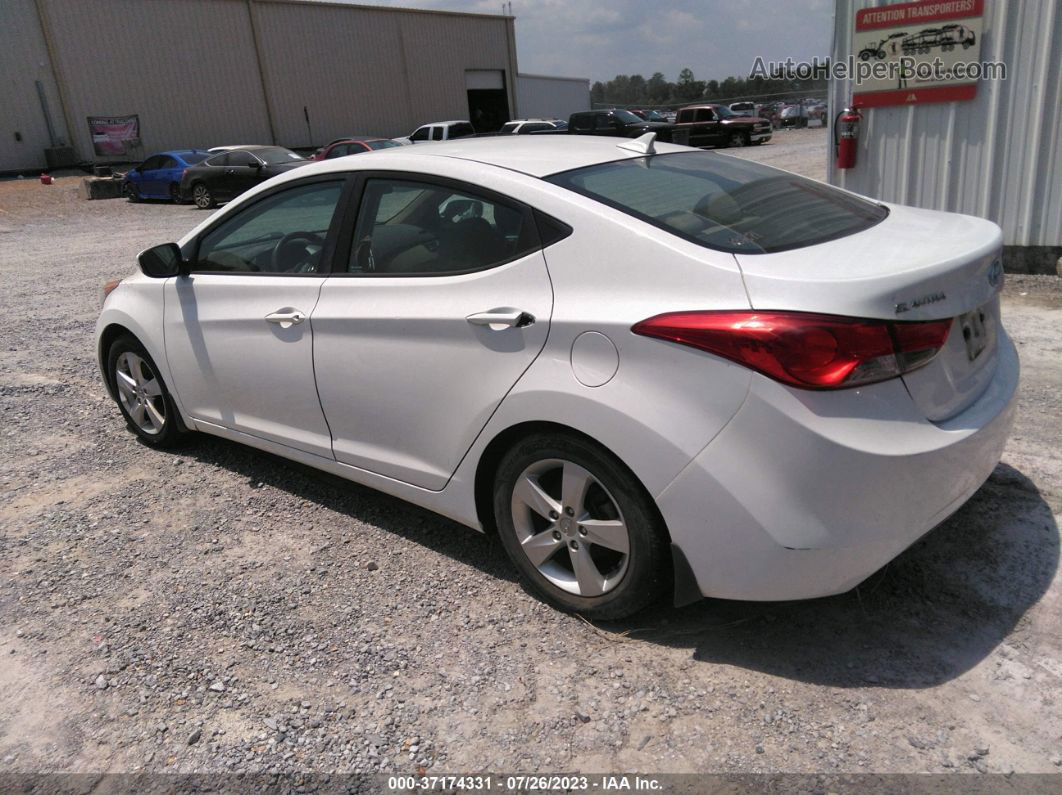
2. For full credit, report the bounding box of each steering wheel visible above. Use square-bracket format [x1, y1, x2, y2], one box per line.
[271, 231, 325, 273]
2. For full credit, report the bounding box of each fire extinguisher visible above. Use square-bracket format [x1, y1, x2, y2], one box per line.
[835, 107, 862, 169]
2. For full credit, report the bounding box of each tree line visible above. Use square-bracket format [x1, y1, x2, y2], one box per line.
[590, 66, 829, 108]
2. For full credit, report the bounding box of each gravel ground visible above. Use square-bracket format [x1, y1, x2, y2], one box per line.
[1, 137, 1060, 778]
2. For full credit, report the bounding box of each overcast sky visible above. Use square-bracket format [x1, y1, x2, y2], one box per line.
[353, 0, 834, 83]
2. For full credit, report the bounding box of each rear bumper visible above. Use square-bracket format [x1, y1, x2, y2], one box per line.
[656, 330, 1019, 602]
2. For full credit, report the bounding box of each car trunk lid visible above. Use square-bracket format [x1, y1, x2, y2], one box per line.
[734, 203, 1004, 421]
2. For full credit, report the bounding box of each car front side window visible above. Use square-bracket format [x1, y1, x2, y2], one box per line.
[192, 181, 344, 275]
[347, 178, 535, 276]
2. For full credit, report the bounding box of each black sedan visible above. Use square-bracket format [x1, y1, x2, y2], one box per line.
[179, 146, 309, 208]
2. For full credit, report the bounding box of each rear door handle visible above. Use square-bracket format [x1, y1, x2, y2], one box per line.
[265, 309, 306, 329]
[466, 307, 535, 330]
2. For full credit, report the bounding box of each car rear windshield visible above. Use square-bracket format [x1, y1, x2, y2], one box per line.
[182, 152, 209, 165]
[256, 147, 306, 165]
[545, 151, 888, 254]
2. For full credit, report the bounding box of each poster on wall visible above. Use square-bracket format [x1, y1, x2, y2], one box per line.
[852, 0, 984, 108]
[87, 115, 141, 156]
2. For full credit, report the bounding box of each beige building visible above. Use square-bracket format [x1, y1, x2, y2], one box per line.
[1, 0, 588, 172]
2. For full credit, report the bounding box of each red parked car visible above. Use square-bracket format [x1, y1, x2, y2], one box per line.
[312, 136, 403, 161]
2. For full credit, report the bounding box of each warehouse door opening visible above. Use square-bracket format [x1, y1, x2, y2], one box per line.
[466, 70, 510, 133]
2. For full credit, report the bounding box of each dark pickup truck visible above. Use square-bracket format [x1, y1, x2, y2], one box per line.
[670, 104, 772, 148]
[567, 109, 673, 142]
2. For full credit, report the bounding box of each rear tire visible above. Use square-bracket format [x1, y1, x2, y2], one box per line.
[169, 183, 183, 204]
[493, 433, 669, 619]
[107, 334, 188, 448]
[192, 182, 216, 209]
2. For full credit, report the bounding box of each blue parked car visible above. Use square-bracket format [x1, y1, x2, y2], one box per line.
[123, 150, 210, 203]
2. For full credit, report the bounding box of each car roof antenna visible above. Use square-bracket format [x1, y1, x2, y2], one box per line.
[617, 132, 656, 156]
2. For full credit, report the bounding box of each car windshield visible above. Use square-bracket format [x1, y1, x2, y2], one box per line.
[181, 152, 209, 165]
[612, 110, 644, 125]
[367, 139, 403, 150]
[546, 151, 888, 254]
[255, 147, 305, 165]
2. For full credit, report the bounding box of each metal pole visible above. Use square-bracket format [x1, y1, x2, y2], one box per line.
[246, 0, 279, 145]
[35, 80, 58, 148]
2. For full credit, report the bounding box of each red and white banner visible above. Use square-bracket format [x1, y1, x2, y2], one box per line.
[852, 0, 984, 108]
[87, 115, 141, 156]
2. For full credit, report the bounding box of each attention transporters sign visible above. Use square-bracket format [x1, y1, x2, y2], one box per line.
[852, 0, 984, 108]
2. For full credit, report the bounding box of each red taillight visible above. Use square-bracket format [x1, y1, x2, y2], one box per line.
[181, 168, 188, 179]
[632, 311, 952, 390]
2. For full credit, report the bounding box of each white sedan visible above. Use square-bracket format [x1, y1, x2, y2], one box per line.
[96, 135, 1018, 618]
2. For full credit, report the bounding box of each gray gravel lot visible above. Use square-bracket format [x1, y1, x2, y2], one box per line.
[1, 134, 1060, 777]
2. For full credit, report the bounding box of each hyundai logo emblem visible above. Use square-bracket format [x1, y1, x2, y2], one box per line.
[987, 259, 1003, 288]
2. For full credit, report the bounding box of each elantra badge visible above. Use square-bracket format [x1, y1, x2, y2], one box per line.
[895, 291, 946, 315]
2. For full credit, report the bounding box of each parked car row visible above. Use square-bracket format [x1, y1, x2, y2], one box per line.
[121, 99, 788, 211]
[123, 136, 407, 208]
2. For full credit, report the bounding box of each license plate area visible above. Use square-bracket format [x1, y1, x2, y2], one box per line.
[959, 303, 994, 362]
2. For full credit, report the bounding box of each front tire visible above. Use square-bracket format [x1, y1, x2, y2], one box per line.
[107, 335, 187, 448]
[123, 182, 140, 202]
[192, 182, 216, 209]
[726, 132, 747, 148]
[493, 433, 669, 619]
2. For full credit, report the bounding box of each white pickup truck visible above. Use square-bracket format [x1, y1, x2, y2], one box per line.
[393, 120, 476, 145]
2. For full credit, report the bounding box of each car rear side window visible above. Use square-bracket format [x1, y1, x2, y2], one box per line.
[347, 178, 537, 276]
[546, 151, 888, 254]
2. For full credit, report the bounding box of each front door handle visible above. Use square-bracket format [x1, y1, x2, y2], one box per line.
[265, 308, 306, 329]
[466, 307, 535, 330]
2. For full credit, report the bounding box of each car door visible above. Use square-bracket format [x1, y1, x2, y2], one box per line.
[139, 155, 166, 196]
[311, 174, 555, 490]
[156, 155, 181, 196]
[693, 109, 722, 147]
[164, 177, 350, 458]
[222, 150, 262, 197]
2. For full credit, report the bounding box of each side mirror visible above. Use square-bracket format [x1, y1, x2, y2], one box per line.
[250, 160, 263, 169]
[138, 242, 182, 278]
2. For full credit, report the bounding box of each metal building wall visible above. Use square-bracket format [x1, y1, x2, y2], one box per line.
[3, 0, 518, 168]
[0, 0, 70, 172]
[515, 73, 590, 120]
[829, 0, 1061, 259]
[33, 0, 274, 162]
[251, 0, 517, 146]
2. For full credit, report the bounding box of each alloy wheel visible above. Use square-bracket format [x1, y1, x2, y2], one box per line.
[114, 351, 166, 435]
[728, 133, 745, 147]
[510, 458, 630, 597]
[193, 184, 212, 209]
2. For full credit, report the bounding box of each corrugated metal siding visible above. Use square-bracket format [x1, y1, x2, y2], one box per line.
[34, 0, 273, 160]
[516, 74, 590, 120]
[829, 0, 1061, 247]
[0, 0, 69, 171]
[253, 2, 515, 145]
[1, 0, 518, 166]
